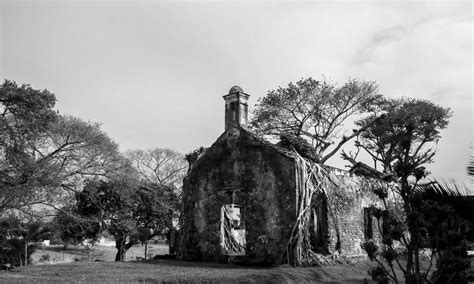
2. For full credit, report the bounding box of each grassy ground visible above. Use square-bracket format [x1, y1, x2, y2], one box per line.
[3, 246, 471, 283]
[31, 244, 169, 264]
[0, 259, 374, 283]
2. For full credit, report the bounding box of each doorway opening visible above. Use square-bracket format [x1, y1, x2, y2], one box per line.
[310, 193, 329, 254]
[220, 204, 246, 255]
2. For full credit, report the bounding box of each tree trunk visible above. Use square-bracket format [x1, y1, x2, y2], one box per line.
[144, 242, 148, 260]
[115, 247, 125, 261]
[402, 178, 422, 284]
[115, 237, 127, 261]
[115, 236, 136, 261]
[24, 243, 28, 266]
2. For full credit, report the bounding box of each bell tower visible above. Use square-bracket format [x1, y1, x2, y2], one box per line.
[223, 86, 249, 131]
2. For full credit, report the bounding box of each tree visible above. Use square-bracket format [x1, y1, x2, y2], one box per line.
[132, 183, 179, 259]
[350, 98, 451, 174]
[412, 155, 474, 283]
[0, 80, 126, 217]
[31, 115, 127, 211]
[126, 148, 187, 189]
[126, 148, 186, 251]
[414, 182, 473, 283]
[250, 77, 383, 164]
[0, 216, 53, 266]
[249, 77, 384, 266]
[0, 80, 57, 213]
[75, 179, 179, 261]
[345, 98, 453, 283]
[53, 206, 102, 246]
[2, 114, 127, 216]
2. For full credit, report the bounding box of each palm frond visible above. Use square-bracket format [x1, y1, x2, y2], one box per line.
[415, 179, 474, 222]
[468, 155, 474, 178]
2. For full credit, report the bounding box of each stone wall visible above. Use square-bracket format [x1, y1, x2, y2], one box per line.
[178, 127, 388, 264]
[325, 169, 384, 256]
[178, 128, 297, 264]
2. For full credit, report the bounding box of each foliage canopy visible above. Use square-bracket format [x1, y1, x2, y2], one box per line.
[250, 77, 382, 163]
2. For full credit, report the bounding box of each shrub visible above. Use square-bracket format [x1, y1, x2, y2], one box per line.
[39, 254, 51, 262]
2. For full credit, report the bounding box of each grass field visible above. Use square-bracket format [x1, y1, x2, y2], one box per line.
[2, 246, 471, 283]
[2, 245, 376, 283]
[31, 244, 169, 263]
[0, 258, 375, 283]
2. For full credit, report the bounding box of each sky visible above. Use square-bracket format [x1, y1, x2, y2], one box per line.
[0, 0, 472, 185]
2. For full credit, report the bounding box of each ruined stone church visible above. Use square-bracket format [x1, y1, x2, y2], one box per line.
[177, 86, 386, 265]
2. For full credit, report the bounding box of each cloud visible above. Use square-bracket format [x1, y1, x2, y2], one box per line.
[430, 86, 454, 102]
[346, 9, 473, 184]
[353, 26, 407, 64]
[353, 11, 472, 66]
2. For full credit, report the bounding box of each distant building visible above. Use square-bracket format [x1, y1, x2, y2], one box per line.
[177, 86, 388, 265]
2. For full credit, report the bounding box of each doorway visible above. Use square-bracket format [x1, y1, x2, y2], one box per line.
[220, 204, 246, 255]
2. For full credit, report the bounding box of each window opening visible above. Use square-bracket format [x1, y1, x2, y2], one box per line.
[364, 207, 373, 239]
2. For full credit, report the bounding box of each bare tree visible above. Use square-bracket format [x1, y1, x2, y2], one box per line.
[125, 148, 187, 189]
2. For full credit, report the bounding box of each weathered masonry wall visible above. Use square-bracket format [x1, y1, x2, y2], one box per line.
[178, 128, 297, 264]
[178, 128, 387, 263]
[177, 85, 390, 265]
[325, 170, 384, 256]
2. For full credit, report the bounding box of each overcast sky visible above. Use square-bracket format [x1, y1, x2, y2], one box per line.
[0, 1, 472, 185]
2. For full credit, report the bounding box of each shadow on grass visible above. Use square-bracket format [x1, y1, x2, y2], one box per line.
[134, 258, 273, 270]
[130, 259, 362, 282]
[1, 258, 373, 283]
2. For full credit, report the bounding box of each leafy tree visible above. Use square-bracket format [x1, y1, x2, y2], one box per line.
[250, 77, 383, 164]
[23, 115, 126, 214]
[350, 98, 451, 174]
[0, 216, 53, 266]
[0, 80, 57, 213]
[414, 155, 474, 283]
[133, 183, 179, 258]
[53, 206, 102, 246]
[249, 77, 385, 266]
[413, 182, 473, 284]
[75, 179, 179, 261]
[125, 148, 187, 252]
[344, 97, 453, 283]
[0, 80, 126, 217]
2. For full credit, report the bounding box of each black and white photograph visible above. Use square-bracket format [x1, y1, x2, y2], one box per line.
[0, 0, 472, 283]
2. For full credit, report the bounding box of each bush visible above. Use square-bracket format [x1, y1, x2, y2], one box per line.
[368, 265, 389, 284]
[0, 239, 37, 266]
[361, 241, 378, 261]
[39, 254, 51, 262]
[277, 133, 319, 162]
[0, 217, 52, 266]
